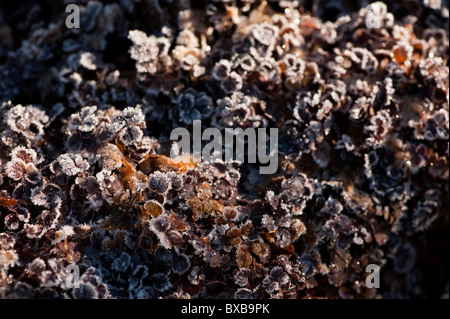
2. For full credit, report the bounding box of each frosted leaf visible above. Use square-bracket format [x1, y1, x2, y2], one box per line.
[234, 269, 251, 287]
[170, 89, 213, 126]
[261, 215, 277, 232]
[204, 249, 221, 268]
[4, 214, 20, 230]
[30, 183, 65, 209]
[236, 54, 256, 72]
[6, 104, 49, 139]
[37, 209, 61, 229]
[0, 249, 19, 270]
[345, 47, 379, 75]
[148, 171, 171, 195]
[28, 258, 46, 275]
[57, 153, 90, 176]
[132, 171, 149, 193]
[25, 170, 42, 185]
[122, 106, 146, 127]
[280, 173, 315, 208]
[0, 233, 16, 250]
[30, 187, 49, 207]
[161, 230, 183, 249]
[98, 143, 124, 170]
[269, 266, 290, 286]
[13, 205, 30, 223]
[68, 106, 99, 133]
[73, 176, 103, 210]
[251, 238, 270, 257]
[118, 125, 143, 146]
[275, 228, 292, 247]
[220, 71, 243, 94]
[364, 110, 392, 146]
[180, 53, 199, 71]
[24, 223, 45, 239]
[10, 146, 37, 164]
[128, 30, 171, 75]
[5, 159, 37, 181]
[168, 172, 184, 190]
[149, 214, 171, 234]
[51, 226, 75, 245]
[236, 246, 252, 268]
[212, 59, 232, 81]
[283, 54, 305, 80]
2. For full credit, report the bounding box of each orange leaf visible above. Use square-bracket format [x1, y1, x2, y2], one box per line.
[0, 196, 18, 207]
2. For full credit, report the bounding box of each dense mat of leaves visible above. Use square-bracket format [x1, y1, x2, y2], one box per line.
[0, 0, 448, 299]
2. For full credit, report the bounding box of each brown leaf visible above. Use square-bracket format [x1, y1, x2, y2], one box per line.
[138, 155, 196, 174]
[236, 245, 253, 268]
[0, 195, 18, 207]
